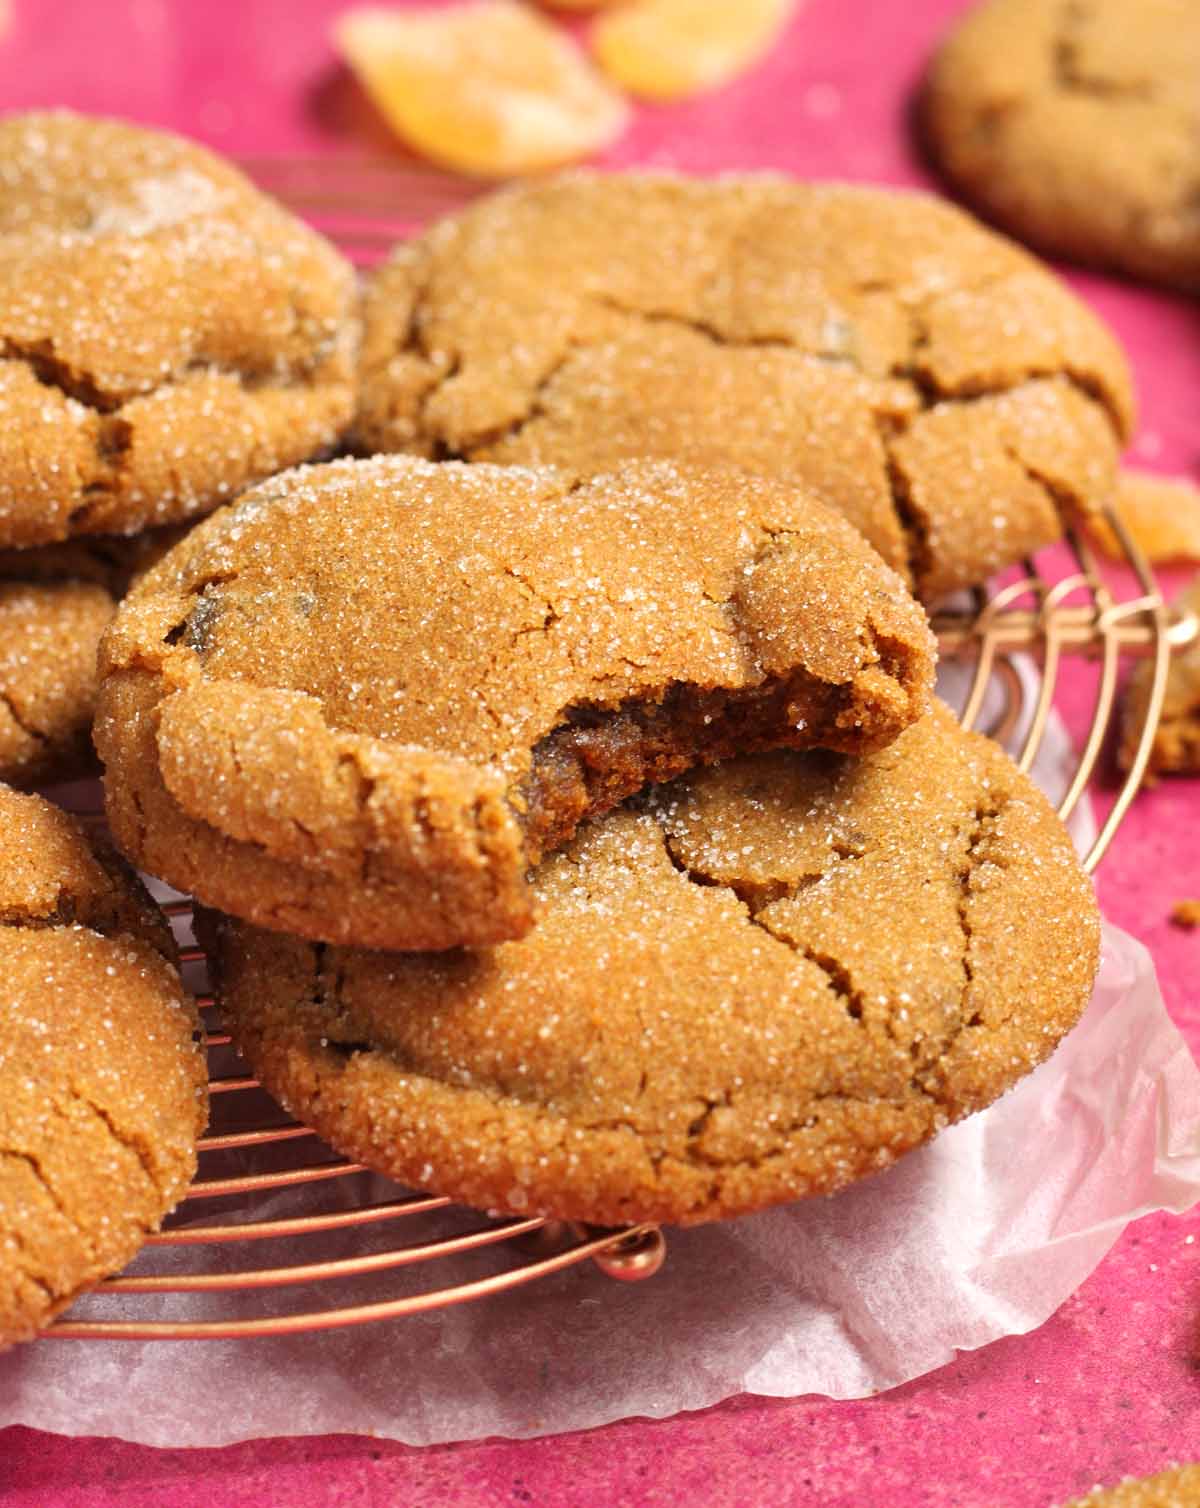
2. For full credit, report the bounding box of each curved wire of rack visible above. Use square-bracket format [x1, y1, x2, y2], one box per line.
[44, 158, 1196, 1341]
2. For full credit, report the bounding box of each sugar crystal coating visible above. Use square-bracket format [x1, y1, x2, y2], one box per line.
[0, 111, 358, 548]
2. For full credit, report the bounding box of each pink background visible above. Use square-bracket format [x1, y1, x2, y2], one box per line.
[1, 1, 1198, 1503]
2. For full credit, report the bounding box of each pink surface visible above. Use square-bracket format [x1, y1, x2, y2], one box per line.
[1, 1, 1198, 1503]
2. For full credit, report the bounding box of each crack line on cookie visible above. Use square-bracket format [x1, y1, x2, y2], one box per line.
[657, 826, 869, 1026]
[0, 684, 50, 751]
[957, 797, 1005, 1029]
[0, 1145, 75, 1228]
[396, 267, 1127, 462]
[81, 1093, 168, 1200]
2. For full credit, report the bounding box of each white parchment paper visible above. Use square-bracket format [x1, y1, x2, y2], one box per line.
[4, 683, 1198, 1446]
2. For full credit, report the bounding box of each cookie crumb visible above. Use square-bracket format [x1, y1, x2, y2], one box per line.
[1119, 577, 1200, 777]
[1171, 900, 1200, 929]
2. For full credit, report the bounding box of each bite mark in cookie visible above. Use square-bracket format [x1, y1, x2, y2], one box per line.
[96, 455, 934, 950]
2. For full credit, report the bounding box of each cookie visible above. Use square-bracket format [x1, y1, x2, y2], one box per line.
[201, 702, 1099, 1228]
[0, 111, 358, 550]
[923, 0, 1200, 293]
[1120, 576, 1200, 778]
[96, 454, 935, 951]
[0, 527, 185, 786]
[351, 173, 1133, 601]
[0, 784, 207, 1349]
[1060, 1464, 1200, 1507]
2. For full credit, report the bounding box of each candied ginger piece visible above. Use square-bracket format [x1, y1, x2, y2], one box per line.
[335, 2, 630, 177]
[1087, 470, 1200, 563]
[593, 0, 794, 101]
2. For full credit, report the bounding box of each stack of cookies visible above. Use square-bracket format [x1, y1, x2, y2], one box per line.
[97, 450, 1100, 1228]
[93, 162, 1117, 1229]
[3, 112, 1121, 1344]
[0, 112, 359, 788]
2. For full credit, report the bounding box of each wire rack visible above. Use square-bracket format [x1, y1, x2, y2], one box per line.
[44, 158, 1195, 1343]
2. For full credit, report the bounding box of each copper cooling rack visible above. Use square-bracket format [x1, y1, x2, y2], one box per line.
[44, 159, 1196, 1342]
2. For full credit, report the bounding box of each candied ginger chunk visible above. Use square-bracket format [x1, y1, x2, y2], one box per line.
[335, 2, 630, 176]
[1087, 470, 1200, 563]
[593, 0, 794, 101]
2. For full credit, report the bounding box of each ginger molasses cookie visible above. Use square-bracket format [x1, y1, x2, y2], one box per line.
[0, 111, 358, 549]
[96, 454, 934, 950]
[0, 527, 185, 786]
[924, 0, 1200, 293]
[352, 173, 1133, 602]
[201, 702, 1099, 1228]
[0, 785, 207, 1349]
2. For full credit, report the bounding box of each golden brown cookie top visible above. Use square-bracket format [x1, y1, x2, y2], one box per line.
[98, 454, 934, 949]
[0, 111, 358, 548]
[0, 785, 207, 1348]
[353, 172, 1133, 599]
[924, 0, 1200, 291]
[206, 702, 1100, 1227]
[110, 454, 934, 773]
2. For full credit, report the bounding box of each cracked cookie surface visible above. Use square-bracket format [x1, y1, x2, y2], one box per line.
[352, 172, 1132, 602]
[0, 111, 359, 549]
[0, 526, 186, 786]
[924, 0, 1200, 293]
[201, 702, 1099, 1227]
[0, 784, 207, 1349]
[96, 453, 934, 951]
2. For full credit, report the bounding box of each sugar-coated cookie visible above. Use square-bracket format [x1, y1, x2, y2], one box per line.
[0, 527, 184, 785]
[353, 173, 1132, 601]
[0, 785, 207, 1349]
[97, 455, 934, 950]
[924, 0, 1200, 292]
[0, 111, 358, 549]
